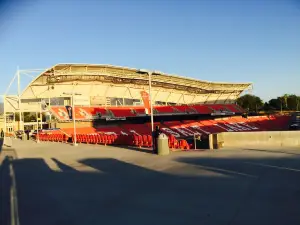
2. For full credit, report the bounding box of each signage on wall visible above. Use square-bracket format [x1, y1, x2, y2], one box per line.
[65, 106, 73, 119]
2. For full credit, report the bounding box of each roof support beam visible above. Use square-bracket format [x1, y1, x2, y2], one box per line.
[190, 95, 197, 104]
[204, 93, 212, 104]
[165, 92, 172, 105]
[176, 94, 183, 104]
[214, 92, 225, 104]
[152, 88, 162, 103]
[104, 86, 110, 107]
[224, 92, 235, 104]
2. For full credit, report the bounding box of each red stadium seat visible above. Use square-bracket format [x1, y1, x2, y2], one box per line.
[133, 134, 139, 146]
[142, 135, 149, 147]
[133, 108, 146, 115]
[108, 107, 136, 117]
[179, 140, 190, 150]
[147, 135, 152, 147]
[154, 106, 176, 114]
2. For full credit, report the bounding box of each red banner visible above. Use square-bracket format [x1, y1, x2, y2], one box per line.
[65, 106, 73, 120]
[140, 91, 151, 114]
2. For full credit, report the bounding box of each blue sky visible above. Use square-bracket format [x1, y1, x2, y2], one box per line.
[0, 0, 299, 101]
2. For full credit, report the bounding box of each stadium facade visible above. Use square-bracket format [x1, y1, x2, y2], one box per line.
[4, 63, 252, 114]
[3, 63, 293, 150]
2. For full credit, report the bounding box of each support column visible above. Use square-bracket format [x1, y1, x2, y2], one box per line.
[17, 68, 23, 131]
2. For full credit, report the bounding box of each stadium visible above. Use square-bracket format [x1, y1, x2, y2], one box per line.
[2, 64, 299, 225]
[3, 63, 292, 149]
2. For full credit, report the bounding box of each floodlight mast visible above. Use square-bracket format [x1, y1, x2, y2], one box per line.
[63, 91, 82, 146]
[17, 68, 23, 131]
[138, 69, 155, 133]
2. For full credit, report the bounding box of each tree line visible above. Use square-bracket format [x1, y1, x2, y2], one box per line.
[237, 94, 300, 112]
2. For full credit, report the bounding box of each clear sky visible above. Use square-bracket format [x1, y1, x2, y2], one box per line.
[0, 0, 299, 101]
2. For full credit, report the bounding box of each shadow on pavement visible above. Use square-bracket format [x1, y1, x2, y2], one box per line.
[0, 157, 12, 225]
[176, 156, 300, 225]
[0, 137, 18, 225]
[10, 154, 300, 225]
[243, 148, 300, 156]
[0, 138, 3, 154]
[113, 145, 154, 154]
[51, 158, 78, 172]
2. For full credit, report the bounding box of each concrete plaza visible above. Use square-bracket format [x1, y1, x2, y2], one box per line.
[2, 139, 300, 225]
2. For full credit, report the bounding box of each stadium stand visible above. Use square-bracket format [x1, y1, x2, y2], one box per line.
[190, 105, 214, 114]
[108, 107, 136, 118]
[49, 104, 245, 121]
[132, 107, 146, 116]
[172, 105, 197, 114]
[289, 112, 300, 130]
[4, 63, 292, 150]
[37, 111, 291, 150]
[154, 106, 177, 114]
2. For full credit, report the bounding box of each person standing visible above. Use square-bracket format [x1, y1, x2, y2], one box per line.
[1, 129, 4, 138]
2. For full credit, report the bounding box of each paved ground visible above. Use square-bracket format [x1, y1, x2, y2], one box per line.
[3, 139, 300, 225]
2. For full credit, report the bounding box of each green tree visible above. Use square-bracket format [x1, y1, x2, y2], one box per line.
[237, 94, 263, 112]
[286, 95, 300, 111]
[282, 94, 289, 109]
[268, 98, 281, 111]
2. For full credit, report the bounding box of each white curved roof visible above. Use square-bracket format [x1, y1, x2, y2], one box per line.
[21, 63, 252, 105]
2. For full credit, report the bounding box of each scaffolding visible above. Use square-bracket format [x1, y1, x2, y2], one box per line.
[3, 68, 46, 134]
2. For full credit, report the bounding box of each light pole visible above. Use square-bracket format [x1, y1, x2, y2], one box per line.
[138, 69, 163, 152]
[3, 95, 6, 138]
[138, 69, 161, 133]
[148, 71, 154, 132]
[36, 111, 40, 143]
[63, 91, 81, 146]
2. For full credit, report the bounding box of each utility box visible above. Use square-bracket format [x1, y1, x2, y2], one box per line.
[157, 133, 170, 156]
[21, 133, 27, 141]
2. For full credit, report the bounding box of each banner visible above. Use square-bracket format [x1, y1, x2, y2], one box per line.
[140, 91, 151, 114]
[65, 106, 73, 120]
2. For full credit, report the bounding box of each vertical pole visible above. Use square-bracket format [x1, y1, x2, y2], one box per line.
[36, 110, 39, 143]
[194, 134, 196, 150]
[13, 112, 15, 132]
[3, 95, 6, 137]
[148, 72, 156, 152]
[148, 72, 154, 132]
[40, 103, 42, 130]
[36, 112, 38, 131]
[72, 92, 77, 146]
[17, 68, 23, 131]
[48, 86, 51, 128]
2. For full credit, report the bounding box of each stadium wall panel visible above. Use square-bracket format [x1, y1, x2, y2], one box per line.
[212, 131, 300, 148]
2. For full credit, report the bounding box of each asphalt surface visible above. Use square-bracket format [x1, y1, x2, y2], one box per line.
[3, 140, 300, 225]
[0, 138, 18, 225]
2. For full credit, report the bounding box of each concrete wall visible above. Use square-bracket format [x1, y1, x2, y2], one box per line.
[211, 131, 300, 149]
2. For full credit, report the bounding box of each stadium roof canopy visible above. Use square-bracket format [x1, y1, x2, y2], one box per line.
[19, 63, 252, 106]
